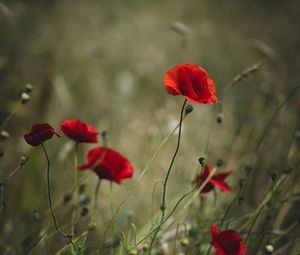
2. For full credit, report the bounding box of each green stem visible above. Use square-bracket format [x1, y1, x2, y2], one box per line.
[71, 143, 79, 251]
[41, 144, 78, 254]
[93, 179, 102, 218]
[147, 99, 187, 254]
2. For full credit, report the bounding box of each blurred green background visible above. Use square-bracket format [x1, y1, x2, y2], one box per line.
[0, 0, 299, 254]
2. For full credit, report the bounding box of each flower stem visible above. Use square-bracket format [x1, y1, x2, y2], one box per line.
[93, 179, 102, 218]
[147, 99, 187, 254]
[71, 143, 79, 241]
[41, 144, 78, 253]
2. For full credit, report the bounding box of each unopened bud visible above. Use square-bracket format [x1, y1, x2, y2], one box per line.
[216, 113, 224, 124]
[180, 237, 189, 247]
[239, 179, 244, 188]
[184, 104, 193, 115]
[63, 192, 72, 203]
[270, 173, 277, 183]
[216, 159, 224, 167]
[264, 244, 274, 254]
[20, 154, 29, 167]
[128, 248, 138, 255]
[79, 194, 91, 206]
[160, 204, 166, 212]
[32, 210, 41, 221]
[80, 207, 89, 217]
[0, 130, 10, 140]
[20, 92, 30, 104]
[198, 157, 205, 167]
[24, 83, 33, 94]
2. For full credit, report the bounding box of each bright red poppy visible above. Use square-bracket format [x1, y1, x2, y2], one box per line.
[77, 147, 134, 184]
[163, 64, 217, 104]
[60, 119, 99, 143]
[211, 224, 247, 255]
[195, 164, 232, 193]
[24, 123, 61, 146]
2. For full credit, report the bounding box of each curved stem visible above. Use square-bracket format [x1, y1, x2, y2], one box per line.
[148, 99, 187, 254]
[254, 83, 300, 153]
[100, 115, 187, 251]
[41, 144, 78, 253]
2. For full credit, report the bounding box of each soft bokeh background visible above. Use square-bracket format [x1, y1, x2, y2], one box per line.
[0, 0, 299, 254]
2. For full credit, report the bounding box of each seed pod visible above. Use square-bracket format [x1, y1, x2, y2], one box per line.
[20, 92, 30, 104]
[180, 237, 189, 247]
[216, 113, 224, 124]
[80, 207, 89, 217]
[198, 157, 205, 167]
[63, 192, 72, 204]
[20, 154, 29, 167]
[216, 159, 224, 167]
[0, 130, 10, 140]
[24, 83, 33, 94]
[184, 104, 193, 115]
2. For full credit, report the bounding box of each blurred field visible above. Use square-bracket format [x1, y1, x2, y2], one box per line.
[0, 1, 300, 254]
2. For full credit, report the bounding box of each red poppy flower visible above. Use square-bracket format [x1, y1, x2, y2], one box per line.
[195, 164, 232, 193]
[24, 123, 61, 146]
[78, 147, 134, 184]
[211, 224, 247, 255]
[60, 119, 99, 143]
[163, 64, 218, 104]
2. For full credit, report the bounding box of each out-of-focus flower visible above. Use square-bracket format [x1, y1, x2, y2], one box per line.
[24, 123, 61, 146]
[60, 119, 99, 143]
[163, 64, 217, 104]
[195, 164, 232, 193]
[78, 147, 134, 184]
[211, 224, 247, 255]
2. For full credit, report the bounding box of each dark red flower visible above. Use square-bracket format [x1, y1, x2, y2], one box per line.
[60, 119, 99, 143]
[211, 224, 247, 255]
[195, 164, 232, 193]
[78, 147, 134, 184]
[24, 123, 61, 146]
[163, 64, 218, 104]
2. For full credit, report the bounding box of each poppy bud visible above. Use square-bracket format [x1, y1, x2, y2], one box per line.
[20, 154, 29, 167]
[239, 178, 245, 188]
[128, 248, 138, 255]
[32, 210, 41, 221]
[20, 92, 30, 104]
[24, 83, 33, 94]
[80, 207, 89, 217]
[270, 173, 277, 183]
[216, 113, 224, 124]
[198, 157, 205, 167]
[101, 130, 109, 146]
[63, 192, 72, 204]
[79, 194, 91, 206]
[160, 204, 166, 212]
[216, 159, 224, 167]
[184, 104, 193, 115]
[0, 130, 10, 140]
[180, 237, 189, 247]
[264, 244, 274, 254]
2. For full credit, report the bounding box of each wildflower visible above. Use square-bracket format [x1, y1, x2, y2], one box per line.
[163, 64, 217, 104]
[195, 164, 232, 193]
[60, 119, 99, 143]
[211, 224, 247, 255]
[78, 147, 134, 184]
[24, 123, 61, 146]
